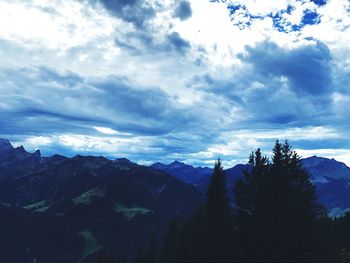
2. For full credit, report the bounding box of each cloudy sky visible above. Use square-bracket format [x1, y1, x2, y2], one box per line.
[0, 0, 349, 167]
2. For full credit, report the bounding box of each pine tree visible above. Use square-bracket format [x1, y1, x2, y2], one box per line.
[161, 220, 180, 263]
[134, 245, 145, 263]
[234, 141, 340, 263]
[234, 148, 269, 263]
[159, 159, 235, 263]
[205, 159, 233, 263]
[206, 159, 231, 226]
[144, 237, 156, 263]
[94, 251, 115, 263]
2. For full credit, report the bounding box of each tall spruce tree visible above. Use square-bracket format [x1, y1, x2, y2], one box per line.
[234, 140, 340, 263]
[134, 245, 145, 263]
[161, 220, 181, 263]
[205, 159, 233, 263]
[159, 159, 235, 263]
[234, 148, 269, 263]
[94, 251, 115, 263]
[145, 237, 156, 263]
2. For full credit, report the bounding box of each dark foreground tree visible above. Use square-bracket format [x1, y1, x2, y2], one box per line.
[333, 212, 350, 262]
[160, 159, 235, 263]
[94, 251, 115, 263]
[158, 141, 341, 262]
[234, 140, 340, 263]
[134, 237, 156, 263]
[160, 220, 180, 263]
[205, 159, 234, 263]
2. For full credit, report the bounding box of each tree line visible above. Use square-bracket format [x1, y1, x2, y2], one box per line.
[97, 140, 350, 263]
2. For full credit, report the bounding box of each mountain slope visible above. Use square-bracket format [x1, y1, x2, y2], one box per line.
[302, 156, 350, 182]
[0, 141, 204, 262]
[151, 161, 212, 184]
[301, 156, 350, 216]
[153, 157, 350, 217]
[151, 161, 251, 192]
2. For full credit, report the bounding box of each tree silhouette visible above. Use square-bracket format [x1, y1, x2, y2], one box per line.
[94, 250, 115, 263]
[158, 142, 340, 263]
[161, 220, 180, 263]
[234, 140, 339, 263]
[205, 159, 233, 263]
[159, 159, 234, 263]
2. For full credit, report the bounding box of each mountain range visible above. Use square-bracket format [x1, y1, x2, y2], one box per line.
[151, 157, 350, 217]
[1, 138, 350, 262]
[0, 139, 203, 262]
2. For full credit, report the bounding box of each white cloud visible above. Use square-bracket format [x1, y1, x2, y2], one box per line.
[0, 0, 350, 166]
[16, 136, 54, 149]
[94, 126, 131, 136]
[0, 0, 115, 50]
[194, 126, 339, 158]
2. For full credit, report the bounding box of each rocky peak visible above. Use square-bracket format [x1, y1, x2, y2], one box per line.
[0, 138, 14, 154]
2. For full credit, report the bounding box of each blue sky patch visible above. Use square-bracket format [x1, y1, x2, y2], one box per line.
[302, 10, 321, 25]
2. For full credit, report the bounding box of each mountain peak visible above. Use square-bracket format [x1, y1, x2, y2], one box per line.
[302, 155, 347, 167]
[13, 145, 27, 154]
[12, 145, 31, 160]
[0, 138, 14, 154]
[114, 158, 137, 166]
[32, 149, 41, 161]
[169, 160, 188, 168]
[152, 161, 164, 166]
[302, 156, 350, 181]
[151, 160, 212, 184]
[115, 157, 131, 162]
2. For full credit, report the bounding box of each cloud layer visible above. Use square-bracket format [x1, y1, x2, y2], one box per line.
[0, 0, 350, 167]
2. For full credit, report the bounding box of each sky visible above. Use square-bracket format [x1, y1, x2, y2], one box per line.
[0, 0, 350, 167]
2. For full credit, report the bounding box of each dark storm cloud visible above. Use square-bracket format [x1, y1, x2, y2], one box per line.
[192, 41, 334, 127]
[174, 1, 192, 20]
[21, 108, 100, 123]
[90, 77, 199, 134]
[0, 65, 232, 163]
[97, 0, 155, 28]
[167, 32, 191, 52]
[0, 66, 203, 138]
[293, 139, 350, 150]
[115, 30, 191, 55]
[98, 0, 192, 27]
[243, 41, 332, 96]
[94, 0, 192, 56]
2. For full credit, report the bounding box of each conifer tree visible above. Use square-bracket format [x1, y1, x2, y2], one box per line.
[161, 220, 180, 263]
[205, 159, 233, 263]
[186, 205, 209, 263]
[234, 141, 339, 263]
[234, 148, 269, 262]
[134, 245, 145, 263]
[94, 251, 115, 263]
[159, 159, 235, 263]
[144, 237, 156, 263]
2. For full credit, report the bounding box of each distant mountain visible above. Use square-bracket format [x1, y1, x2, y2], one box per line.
[150, 161, 251, 195]
[151, 161, 212, 185]
[302, 156, 350, 182]
[301, 156, 350, 217]
[152, 157, 350, 217]
[0, 140, 204, 263]
[192, 163, 251, 193]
